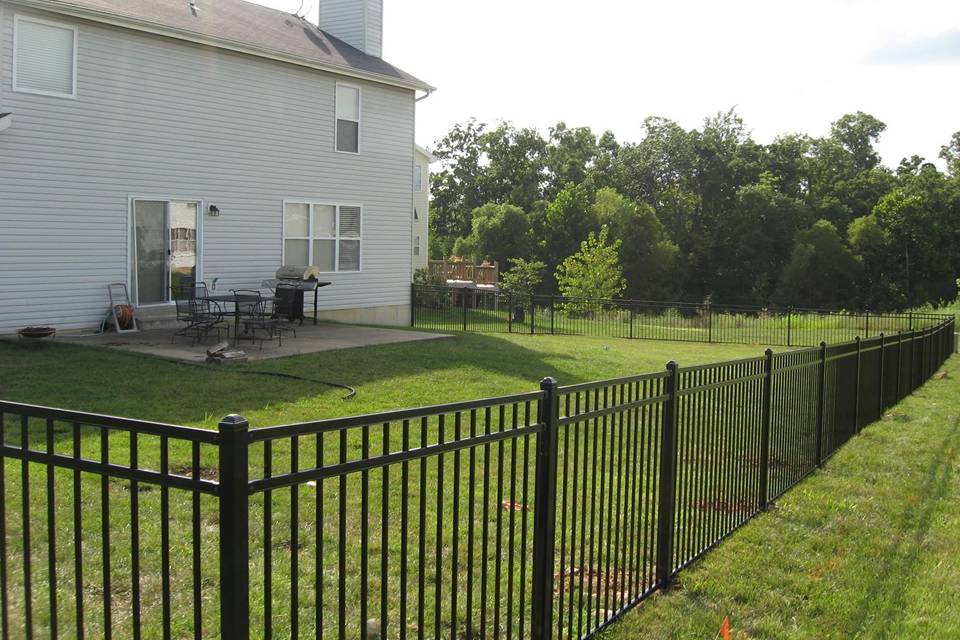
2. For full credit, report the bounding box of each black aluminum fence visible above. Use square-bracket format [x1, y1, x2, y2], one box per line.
[412, 285, 951, 347]
[0, 317, 954, 639]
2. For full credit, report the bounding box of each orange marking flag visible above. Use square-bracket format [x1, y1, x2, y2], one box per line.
[720, 617, 730, 640]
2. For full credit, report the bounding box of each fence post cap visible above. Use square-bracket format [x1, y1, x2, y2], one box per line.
[820, 340, 827, 348]
[666, 360, 678, 371]
[539, 377, 558, 389]
[764, 347, 774, 356]
[855, 335, 861, 342]
[218, 414, 249, 431]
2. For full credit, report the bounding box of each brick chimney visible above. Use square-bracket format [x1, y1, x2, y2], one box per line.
[319, 0, 383, 58]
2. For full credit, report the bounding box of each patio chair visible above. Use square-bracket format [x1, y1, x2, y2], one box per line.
[171, 285, 230, 345]
[235, 290, 285, 349]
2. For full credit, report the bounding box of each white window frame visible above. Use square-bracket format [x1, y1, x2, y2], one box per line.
[282, 200, 363, 273]
[334, 82, 362, 155]
[12, 14, 78, 99]
[413, 235, 421, 257]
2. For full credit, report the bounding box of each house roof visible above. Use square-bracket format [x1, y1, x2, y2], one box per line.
[415, 144, 437, 164]
[15, 0, 434, 91]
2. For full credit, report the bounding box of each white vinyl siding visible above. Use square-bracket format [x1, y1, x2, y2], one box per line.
[0, 7, 415, 332]
[13, 15, 77, 98]
[335, 83, 360, 153]
[283, 202, 363, 273]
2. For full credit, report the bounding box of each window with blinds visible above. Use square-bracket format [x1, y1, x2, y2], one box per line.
[283, 202, 362, 272]
[14, 16, 77, 98]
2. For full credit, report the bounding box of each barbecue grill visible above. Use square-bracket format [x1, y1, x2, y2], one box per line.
[263, 266, 331, 325]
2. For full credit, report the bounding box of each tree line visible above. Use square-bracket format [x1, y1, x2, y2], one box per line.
[427, 111, 960, 310]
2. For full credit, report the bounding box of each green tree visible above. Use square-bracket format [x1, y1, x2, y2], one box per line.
[499, 258, 546, 315]
[429, 120, 488, 253]
[452, 203, 532, 268]
[477, 123, 547, 212]
[711, 173, 810, 304]
[592, 188, 680, 300]
[544, 122, 598, 199]
[774, 220, 859, 308]
[555, 226, 627, 305]
[537, 183, 599, 290]
[940, 131, 960, 177]
[848, 214, 901, 308]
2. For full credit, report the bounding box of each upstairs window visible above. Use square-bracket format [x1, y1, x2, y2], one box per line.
[335, 83, 360, 153]
[14, 16, 77, 98]
[283, 202, 362, 272]
[413, 164, 424, 192]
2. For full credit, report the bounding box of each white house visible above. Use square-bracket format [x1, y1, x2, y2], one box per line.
[412, 143, 435, 274]
[0, 0, 434, 333]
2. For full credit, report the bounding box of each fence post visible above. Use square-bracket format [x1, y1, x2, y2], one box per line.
[786, 308, 792, 347]
[919, 327, 926, 383]
[531, 377, 560, 640]
[909, 327, 916, 392]
[410, 284, 416, 327]
[508, 294, 513, 333]
[909, 312, 913, 331]
[865, 311, 870, 338]
[853, 336, 862, 433]
[218, 415, 250, 640]
[815, 341, 826, 469]
[707, 303, 713, 344]
[877, 333, 885, 416]
[530, 295, 535, 335]
[462, 288, 468, 332]
[629, 305, 635, 340]
[656, 361, 680, 588]
[759, 349, 773, 510]
[550, 296, 556, 335]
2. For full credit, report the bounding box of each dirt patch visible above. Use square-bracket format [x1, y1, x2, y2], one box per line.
[170, 464, 219, 481]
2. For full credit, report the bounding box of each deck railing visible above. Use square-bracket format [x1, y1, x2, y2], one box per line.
[0, 316, 954, 638]
[428, 260, 500, 286]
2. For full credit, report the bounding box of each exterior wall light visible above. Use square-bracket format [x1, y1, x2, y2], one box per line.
[208, 205, 221, 217]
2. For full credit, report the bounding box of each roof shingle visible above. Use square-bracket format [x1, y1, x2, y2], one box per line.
[28, 0, 432, 90]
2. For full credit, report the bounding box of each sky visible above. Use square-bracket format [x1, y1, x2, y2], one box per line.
[255, 0, 960, 169]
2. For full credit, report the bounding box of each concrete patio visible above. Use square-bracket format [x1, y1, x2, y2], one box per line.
[69, 322, 453, 362]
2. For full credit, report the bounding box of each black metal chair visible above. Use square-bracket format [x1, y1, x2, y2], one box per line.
[171, 284, 230, 345]
[234, 290, 285, 349]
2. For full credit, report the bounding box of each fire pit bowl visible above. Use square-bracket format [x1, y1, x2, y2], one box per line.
[17, 326, 56, 339]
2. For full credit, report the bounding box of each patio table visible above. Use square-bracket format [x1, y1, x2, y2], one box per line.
[201, 293, 274, 345]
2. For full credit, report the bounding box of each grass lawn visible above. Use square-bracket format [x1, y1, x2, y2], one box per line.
[0, 331, 765, 638]
[0, 331, 762, 427]
[2, 331, 953, 639]
[604, 354, 960, 639]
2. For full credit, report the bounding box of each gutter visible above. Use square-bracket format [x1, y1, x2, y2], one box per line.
[9, 0, 436, 93]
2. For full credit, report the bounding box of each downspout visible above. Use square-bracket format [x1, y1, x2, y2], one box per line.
[411, 89, 435, 282]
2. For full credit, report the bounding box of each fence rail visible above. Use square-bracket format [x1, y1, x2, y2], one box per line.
[411, 284, 951, 347]
[0, 316, 954, 639]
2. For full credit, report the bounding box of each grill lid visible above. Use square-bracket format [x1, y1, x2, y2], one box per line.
[276, 265, 320, 281]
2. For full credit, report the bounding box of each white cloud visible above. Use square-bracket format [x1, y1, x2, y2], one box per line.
[254, 0, 960, 168]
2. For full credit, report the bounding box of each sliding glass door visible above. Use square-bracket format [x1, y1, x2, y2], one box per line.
[131, 200, 199, 305]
